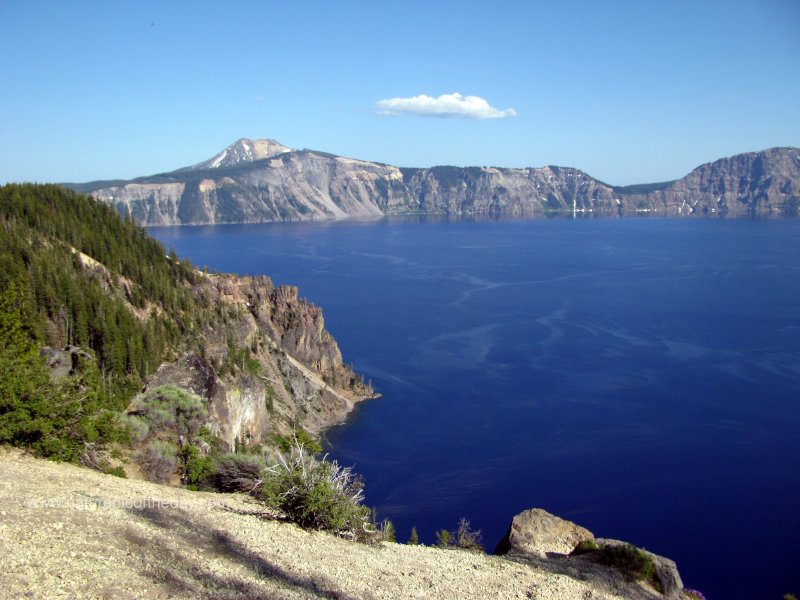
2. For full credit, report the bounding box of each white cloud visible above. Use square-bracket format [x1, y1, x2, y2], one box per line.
[375, 93, 517, 120]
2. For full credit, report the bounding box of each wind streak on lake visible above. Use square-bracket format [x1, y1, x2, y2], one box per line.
[151, 217, 800, 600]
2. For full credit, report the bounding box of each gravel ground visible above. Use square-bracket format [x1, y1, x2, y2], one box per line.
[0, 448, 657, 600]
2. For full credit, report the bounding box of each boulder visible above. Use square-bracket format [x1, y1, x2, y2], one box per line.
[39, 346, 72, 380]
[39, 345, 93, 380]
[494, 508, 594, 558]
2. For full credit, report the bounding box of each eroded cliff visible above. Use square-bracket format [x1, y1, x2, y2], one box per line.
[139, 270, 376, 449]
[73, 139, 800, 223]
[618, 146, 800, 215]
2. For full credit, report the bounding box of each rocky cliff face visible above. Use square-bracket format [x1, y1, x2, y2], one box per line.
[87, 148, 394, 224]
[76, 140, 800, 224]
[104, 265, 376, 450]
[180, 271, 375, 448]
[398, 165, 617, 215]
[38, 200, 376, 451]
[619, 146, 800, 216]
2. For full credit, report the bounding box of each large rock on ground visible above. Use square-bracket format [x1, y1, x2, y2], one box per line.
[494, 508, 594, 558]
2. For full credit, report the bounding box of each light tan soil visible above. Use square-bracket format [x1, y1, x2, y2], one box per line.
[0, 448, 659, 599]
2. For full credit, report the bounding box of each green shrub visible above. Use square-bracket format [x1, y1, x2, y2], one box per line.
[103, 465, 127, 478]
[181, 443, 215, 489]
[454, 518, 484, 552]
[127, 385, 208, 440]
[435, 519, 484, 551]
[260, 442, 372, 540]
[381, 519, 396, 543]
[127, 415, 151, 443]
[571, 539, 599, 555]
[435, 529, 454, 548]
[224, 339, 262, 376]
[127, 385, 213, 482]
[274, 427, 322, 455]
[194, 426, 227, 456]
[598, 543, 657, 583]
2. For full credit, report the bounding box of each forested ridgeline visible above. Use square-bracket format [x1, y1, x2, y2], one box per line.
[0, 184, 230, 461]
[0, 184, 204, 390]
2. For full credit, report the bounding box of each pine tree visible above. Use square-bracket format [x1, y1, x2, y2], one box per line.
[0, 279, 50, 448]
[407, 526, 420, 545]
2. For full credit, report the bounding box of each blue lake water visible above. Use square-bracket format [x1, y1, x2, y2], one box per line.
[151, 217, 800, 600]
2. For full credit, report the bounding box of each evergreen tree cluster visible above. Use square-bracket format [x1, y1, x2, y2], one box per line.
[0, 183, 218, 460]
[0, 278, 127, 461]
[0, 183, 205, 400]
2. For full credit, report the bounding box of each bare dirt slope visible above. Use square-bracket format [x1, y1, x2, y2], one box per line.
[1, 448, 658, 599]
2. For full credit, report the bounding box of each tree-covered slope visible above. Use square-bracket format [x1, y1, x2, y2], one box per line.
[0, 183, 201, 397]
[0, 184, 375, 465]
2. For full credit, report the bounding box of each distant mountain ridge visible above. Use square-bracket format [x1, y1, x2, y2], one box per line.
[70, 140, 800, 225]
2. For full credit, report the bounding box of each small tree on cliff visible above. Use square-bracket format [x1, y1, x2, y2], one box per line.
[435, 518, 484, 552]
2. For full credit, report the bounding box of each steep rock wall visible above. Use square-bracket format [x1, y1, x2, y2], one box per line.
[140, 272, 375, 450]
[621, 147, 800, 215]
[78, 142, 800, 224]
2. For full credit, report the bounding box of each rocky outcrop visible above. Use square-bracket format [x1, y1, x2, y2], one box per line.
[145, 353, 216, 399]
[495, 508, 685, 600]
[595, 539, 684, 600]
[494, 507, 594, 558]
[139, 272, 376, 450]
[191, 274, 343, 373]
[39, 345, 93, 380]
[265, 285, 342, 371]
[73, 139, 800, 224]
[140, 354, 272, 449]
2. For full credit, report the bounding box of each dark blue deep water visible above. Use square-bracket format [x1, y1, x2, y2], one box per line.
[151, 217, 800, 600]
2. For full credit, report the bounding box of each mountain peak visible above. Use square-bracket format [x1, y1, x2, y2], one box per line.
[187, 138, 294, 171]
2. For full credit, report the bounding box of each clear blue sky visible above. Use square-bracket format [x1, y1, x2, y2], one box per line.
[2, 0, 798, 186]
